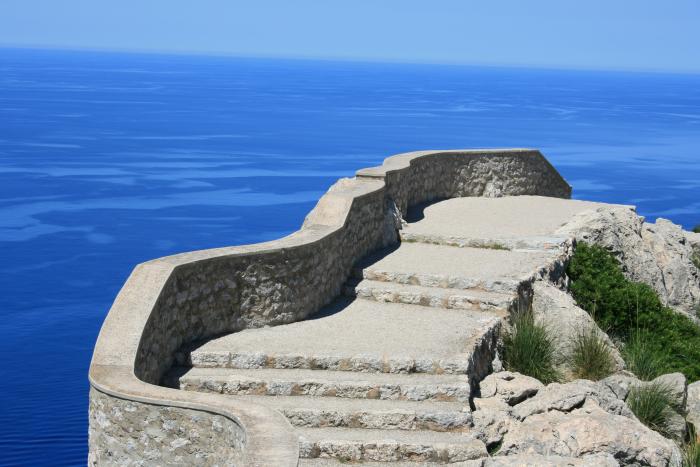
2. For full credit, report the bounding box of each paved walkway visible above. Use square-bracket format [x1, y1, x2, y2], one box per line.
[168, 196, 605, 464]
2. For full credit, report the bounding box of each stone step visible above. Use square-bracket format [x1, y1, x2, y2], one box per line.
[170, 367, 473, 402]
[182, 299, 502, 379]
[344, 279, 514, 313]
[298, 427, 487, 463]
[400, 231, 568, 252]
[182, 349, 481, 375]
[219, 394, 472, 432]
[351, 266, 521, 294]
[351, 243, 554, 294]
[298, 459, 482, 466]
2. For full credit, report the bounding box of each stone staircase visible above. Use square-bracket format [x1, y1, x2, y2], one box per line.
[165, 197, 581, 464]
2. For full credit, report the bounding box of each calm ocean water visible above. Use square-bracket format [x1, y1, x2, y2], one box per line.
[1, 48, 699, 465]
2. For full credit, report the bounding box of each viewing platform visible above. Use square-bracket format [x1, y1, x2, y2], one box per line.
[166, 196, 608, 464]
[89, 149, 591, 465]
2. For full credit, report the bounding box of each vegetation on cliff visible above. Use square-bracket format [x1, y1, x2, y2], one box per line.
[567, 242, 700, 382]
[683, 426, 700, 467]
[502, 310, 560, 384]
[567, 328, 616, 381]
[626, 382, 677, 439]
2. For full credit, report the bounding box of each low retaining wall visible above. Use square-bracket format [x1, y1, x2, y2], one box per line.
[89, 149, 571, 465]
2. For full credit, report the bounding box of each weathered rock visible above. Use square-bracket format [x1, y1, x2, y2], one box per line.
[600, 372, 687, 408]
[642, 219, 700, 314]
[602, 372, 688, 442]
[688, 381, 700, 435]
[599, 372, 642, 401]
[663, 408, 687, 442]
[472, 408, 513, 448]
[484, 453, 619, 466]
[558, 207, 700, 315]
[512, 380, 633, 421]
[531, 282, 625, 372]
[651, 372, 687, 413]
[479, 371, 544, 405]
[501, 399, 683, 466]
[473, 396, 511, 412]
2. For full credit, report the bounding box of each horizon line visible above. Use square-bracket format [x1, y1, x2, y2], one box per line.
[2, 43, 700, 77]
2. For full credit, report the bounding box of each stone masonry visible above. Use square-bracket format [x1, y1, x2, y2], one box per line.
[89, 149, 590, 465]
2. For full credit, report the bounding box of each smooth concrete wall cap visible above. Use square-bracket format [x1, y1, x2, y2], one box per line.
[304, 177, 385, 227]
[356, 148, 541, 178]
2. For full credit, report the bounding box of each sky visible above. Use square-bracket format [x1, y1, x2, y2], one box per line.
[1, 0, 699, 73]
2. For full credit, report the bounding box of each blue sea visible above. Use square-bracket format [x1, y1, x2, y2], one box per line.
[1, 48, 699, 465]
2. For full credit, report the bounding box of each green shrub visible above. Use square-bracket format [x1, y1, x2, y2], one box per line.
[567, 243, 663, 339]
[567, 243, 700, 381]
[567, 328, 616, 381]
[623, 333, 666, 381]
[502, 310, 560, 384]
[626, 383, 675, 438]
[693, 224, 700, 233]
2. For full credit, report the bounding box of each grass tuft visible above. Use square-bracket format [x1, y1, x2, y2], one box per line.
[623, 333, 666, 381]
[692, 251, 700, 271]
[502, 310, 560, 384]
[479, 242, 510, 251]
[567, 328, 616, 381]
[626, 382, 675, 438]
[683, 426, 700, 467]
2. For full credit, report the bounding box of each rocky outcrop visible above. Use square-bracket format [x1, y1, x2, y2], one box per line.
[472, 372, 686, 466]
[479, 371, 544, 405]
[511, 379, 633, 420]
[600, 372, 688, 442]
[531, 282, 625, 371]
[557, 206, 700, 316]
[500, 399, 682, 466]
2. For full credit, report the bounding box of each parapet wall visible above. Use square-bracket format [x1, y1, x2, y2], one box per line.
[88, 149, 571, 466]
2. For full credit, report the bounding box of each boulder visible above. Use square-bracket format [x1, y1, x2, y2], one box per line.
[531, 282, 625, 372]
[501, 399, 683, 466]
[651, 372, 687, 413]
[599, 372, 642, 401]
[663, 408, 687, 443]
[472, 407, 513, 448]
[600, 372, 686, 408]
[686, 381, 700, 436]
[479, 371, 544, 405]
[512, 380, 633, 421]
[473, 396, 511, 412]
[603, 372, 687, 441]
[557, 207, 700, 316]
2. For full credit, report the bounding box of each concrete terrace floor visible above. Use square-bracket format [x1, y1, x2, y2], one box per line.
[405, 196, 604, 238]
[170, 195, 614, 464]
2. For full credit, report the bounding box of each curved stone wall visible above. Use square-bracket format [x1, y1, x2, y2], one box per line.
[89, 388, 246, 466]
[357, 149, 571, 215]
[89, 149, 570, 465]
